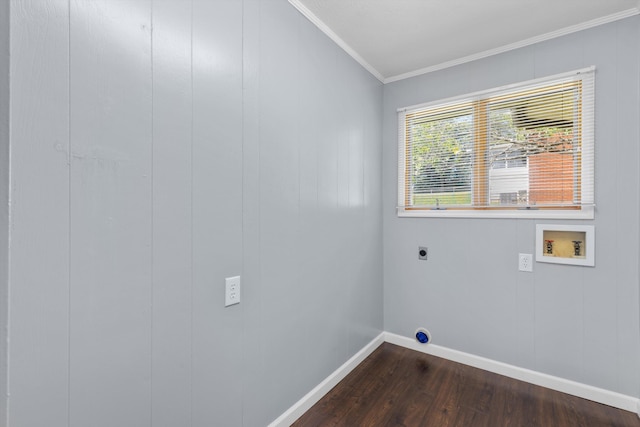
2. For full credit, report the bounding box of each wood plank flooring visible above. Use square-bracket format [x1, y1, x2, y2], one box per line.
[292, 343, 640, 427]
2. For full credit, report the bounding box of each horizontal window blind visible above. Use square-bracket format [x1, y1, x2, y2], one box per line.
[398, 67, 595, 216]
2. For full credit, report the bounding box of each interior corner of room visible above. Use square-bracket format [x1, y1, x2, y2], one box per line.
[1, 0, 639, 426]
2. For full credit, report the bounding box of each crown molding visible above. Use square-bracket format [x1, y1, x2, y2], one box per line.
[289, 2, 639, 85]
[384, 7, 640, 83]
[288, 0, 385, 83]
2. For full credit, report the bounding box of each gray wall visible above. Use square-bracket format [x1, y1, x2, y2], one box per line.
[383, 16, 640, 398]
[6, 0, 383, 426]
[0, 0, 8, 423]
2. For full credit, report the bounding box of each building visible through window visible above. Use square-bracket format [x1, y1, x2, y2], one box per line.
[397, 68, 594, 218]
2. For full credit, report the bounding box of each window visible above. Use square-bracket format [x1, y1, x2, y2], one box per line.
[397, 67, 595, 219]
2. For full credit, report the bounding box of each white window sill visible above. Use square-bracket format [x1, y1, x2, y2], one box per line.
[397, 206, 594, 220]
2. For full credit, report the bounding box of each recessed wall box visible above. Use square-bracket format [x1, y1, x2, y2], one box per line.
[535, 224, 594, 267]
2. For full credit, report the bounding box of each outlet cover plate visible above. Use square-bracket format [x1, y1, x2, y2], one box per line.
[225, 276, 241, 307]
[518, 253, 533, 272]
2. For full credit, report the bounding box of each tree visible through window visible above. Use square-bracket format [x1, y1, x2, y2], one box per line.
[398, 68, 594, 218]
[409, 107, 473, 207]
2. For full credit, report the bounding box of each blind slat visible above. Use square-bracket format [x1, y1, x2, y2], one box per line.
[398, 68, 595, 213]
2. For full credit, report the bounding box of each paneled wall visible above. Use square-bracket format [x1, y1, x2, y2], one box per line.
[382, 16, 640, 398]
[0, 0, 9, 423]
[6, 1, 383, 426]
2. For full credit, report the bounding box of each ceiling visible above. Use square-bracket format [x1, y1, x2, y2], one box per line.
[290, 0, 640, 83]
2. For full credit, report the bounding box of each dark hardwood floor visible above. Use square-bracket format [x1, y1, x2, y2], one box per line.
[292, 343, 640, 427]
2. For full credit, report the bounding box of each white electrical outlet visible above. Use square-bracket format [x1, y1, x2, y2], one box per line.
[518, 253, 533, 272]
[225, 276, 241, 307]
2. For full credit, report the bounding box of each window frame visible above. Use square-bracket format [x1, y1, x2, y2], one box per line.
[397, 67, 595, 219]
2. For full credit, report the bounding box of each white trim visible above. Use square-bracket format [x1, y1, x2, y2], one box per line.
[397, 67, 595, 220]
[535, 224, 595, 267]
[288, 1, 639, 85]
[398, 66, 595, 114]
[287, 0, 385, 83]
[267, 332, 385, 427]
[271, 331, 640, 424]
[384, 8, 639, 83]
[397, 207, 595, 220]
[384, 332, 640, 414]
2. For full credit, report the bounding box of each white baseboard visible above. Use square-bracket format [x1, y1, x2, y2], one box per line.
[384, 332, 640, 414]
[270, 331, 640, 425]
[268, 332, 386, 427]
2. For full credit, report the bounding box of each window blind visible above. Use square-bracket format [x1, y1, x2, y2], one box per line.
[398, 67, 595, 216]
